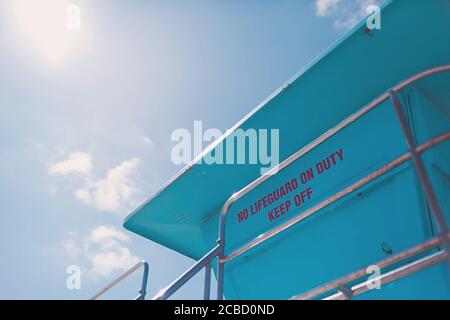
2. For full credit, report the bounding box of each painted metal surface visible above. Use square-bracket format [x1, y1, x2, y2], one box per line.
[124, 0, 450, 300]
[124, 0, 450, 260]
[146, 68, 450, 300]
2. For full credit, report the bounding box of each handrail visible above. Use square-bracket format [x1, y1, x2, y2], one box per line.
[215, 130, 450, 296]
[291, 233, 450, 300]
[90, 260, 149, 300]
[327, 250, 447, 300]
[216, 64, 450, 299]
[221, 132, 450, 264]
[152, 244, 220, 300]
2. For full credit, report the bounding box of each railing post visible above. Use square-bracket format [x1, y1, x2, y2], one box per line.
[217, 239, 225, 300]
[137, 262, 149, 300]
[389, 89, 450, 264]
[203, 261, 212, 300]
[90, 260, 149, 300]
[153, 244, 220, 300]
[217, 197, 234, 301]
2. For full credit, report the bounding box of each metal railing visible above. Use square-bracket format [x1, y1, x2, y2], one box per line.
[290, 233, 450, 300]
[153, 245, 220, 300]
[153, 64, 450, 300]
[90, 260, 149, 300]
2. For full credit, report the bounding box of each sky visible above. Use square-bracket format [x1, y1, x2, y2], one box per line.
[0, 0, 383, 299]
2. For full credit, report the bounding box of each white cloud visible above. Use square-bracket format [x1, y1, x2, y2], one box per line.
[87, 225, 130, 244]
[62, 225, 139, 278]
[77, 158, 141, 213]
[48, 151, 92, 175]
[62, 238, 82, 260]
[87, 247, 139, 278]
[47, 151, 142, 213]
[141, 135, 155, 147]
[74, 188, 91, 204]
[315, 0, 341, 17]
[84, 225, 139, 277]
[315, 0, 384, 30]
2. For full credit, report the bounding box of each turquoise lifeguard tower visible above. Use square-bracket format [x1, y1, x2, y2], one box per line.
[93, 0, 450, 300]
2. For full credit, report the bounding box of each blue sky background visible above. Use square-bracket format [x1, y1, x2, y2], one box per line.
[0, 0, 381, 299]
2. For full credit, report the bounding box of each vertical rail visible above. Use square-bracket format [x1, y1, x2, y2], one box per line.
[153, 244, 221, 300]
[217, 238, 225, 300]
[217, 195, 238, 300]
[136, 262, 149, 300]
[203, 261, 212, 300]
[389, 90, 450, 264]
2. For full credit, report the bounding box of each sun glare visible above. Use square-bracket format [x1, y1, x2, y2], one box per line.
[9, 0, 86, 67]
